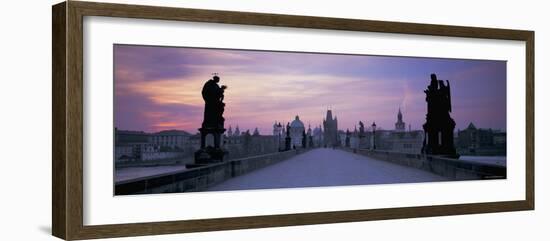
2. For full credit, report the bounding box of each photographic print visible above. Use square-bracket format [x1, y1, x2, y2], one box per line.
[114, 44, 507, 195]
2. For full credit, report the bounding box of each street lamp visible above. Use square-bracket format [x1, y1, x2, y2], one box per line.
[371, 122, 377, 150]
[277, 123, 282, 151]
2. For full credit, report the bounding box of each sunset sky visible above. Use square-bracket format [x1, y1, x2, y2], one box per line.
[114, 44, 506, 135]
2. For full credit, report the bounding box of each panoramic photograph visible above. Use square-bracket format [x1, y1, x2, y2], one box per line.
[113, 44, 507, 195]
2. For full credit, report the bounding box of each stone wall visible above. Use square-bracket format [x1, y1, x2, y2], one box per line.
[115, 149, 306, 195]
[346, 148, 506, 180]
[141, 151, 186, 161]
[115, 156, 194, 168]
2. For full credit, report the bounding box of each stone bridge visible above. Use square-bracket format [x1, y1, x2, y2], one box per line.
[115, 148, 505, 195]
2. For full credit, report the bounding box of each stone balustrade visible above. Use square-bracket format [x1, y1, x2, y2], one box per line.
[115, 149, 306, 195]
[345, 148, 506, 180]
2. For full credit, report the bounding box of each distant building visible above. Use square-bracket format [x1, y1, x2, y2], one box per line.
[223, 124, 279, 159]
[323, 110, 339, 147]
[233, 126, 241, 137]
[115, 129, 191, 163]
[364, 109, 424, 154]
[370, 129, 394, 150]
[456, 122, 506, 155]
[149, 129, 191, 151]
[114, 122, 287, 164]
[114, 129, 150, 161]
[272, 122, 283, 136]
[272, 122, 284, 150]
[114, 145, 135, 161]
[493, 132, 506, 147]
[312, 125, 323, 147]
[227, 125, 233, 136]
[395, 108, 405, 131]
[387, 130, 424, 153]
[188, 133, 202, 147]
[115, 129, 149, 144]
[290, 115, 305, 148]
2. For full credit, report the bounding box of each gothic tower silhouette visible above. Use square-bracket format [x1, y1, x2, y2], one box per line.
[323, 109, 339, 147]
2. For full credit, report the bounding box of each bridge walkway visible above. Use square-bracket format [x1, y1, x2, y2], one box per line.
[207, 148, 448, 191]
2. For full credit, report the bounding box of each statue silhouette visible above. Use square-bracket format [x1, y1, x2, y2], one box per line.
[345, 129, 351, 148]
[284, 122, 292, 151]
[201, 75, 226, 129]
[422, 74, 459, 158]
[193, 75, 229, 165]
[358, 121, 365, 136]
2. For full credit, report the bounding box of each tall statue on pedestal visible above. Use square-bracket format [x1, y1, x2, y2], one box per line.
[345, 129, 351, 148]
[358, 121, 367, 149]
[422, 73, 459, 158]
[194, 75, 229, 164]
[284, 122, 291, 151]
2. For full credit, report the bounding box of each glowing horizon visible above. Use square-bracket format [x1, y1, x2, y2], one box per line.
[114, 44, 506, 135]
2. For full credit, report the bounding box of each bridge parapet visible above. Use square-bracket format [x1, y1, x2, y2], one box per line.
[347, 148, 506, 180]
[115, 149, 306, 195]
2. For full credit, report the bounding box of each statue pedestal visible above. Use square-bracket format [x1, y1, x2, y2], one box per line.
[192, 76, 229, 167]
[194, 147, 228, 164]
[284, 136, 291, 151]
[422, 119, 459, 159]
[358, 136, 367, 149]
[192, 127, 228, 166]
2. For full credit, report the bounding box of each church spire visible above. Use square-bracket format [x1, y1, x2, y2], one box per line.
[326, 109, 333, 121]
[395, 107, 405, 131]
[398, 107, 403, 121]
[234, 125, 240, 136]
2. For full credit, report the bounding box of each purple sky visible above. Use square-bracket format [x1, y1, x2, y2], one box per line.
[114, 44, 506, 135]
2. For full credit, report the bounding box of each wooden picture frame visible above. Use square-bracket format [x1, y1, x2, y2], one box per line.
[52, 1, 534, 240]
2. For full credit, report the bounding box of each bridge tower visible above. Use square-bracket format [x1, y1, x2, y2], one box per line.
[323, 109, 339, 147]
